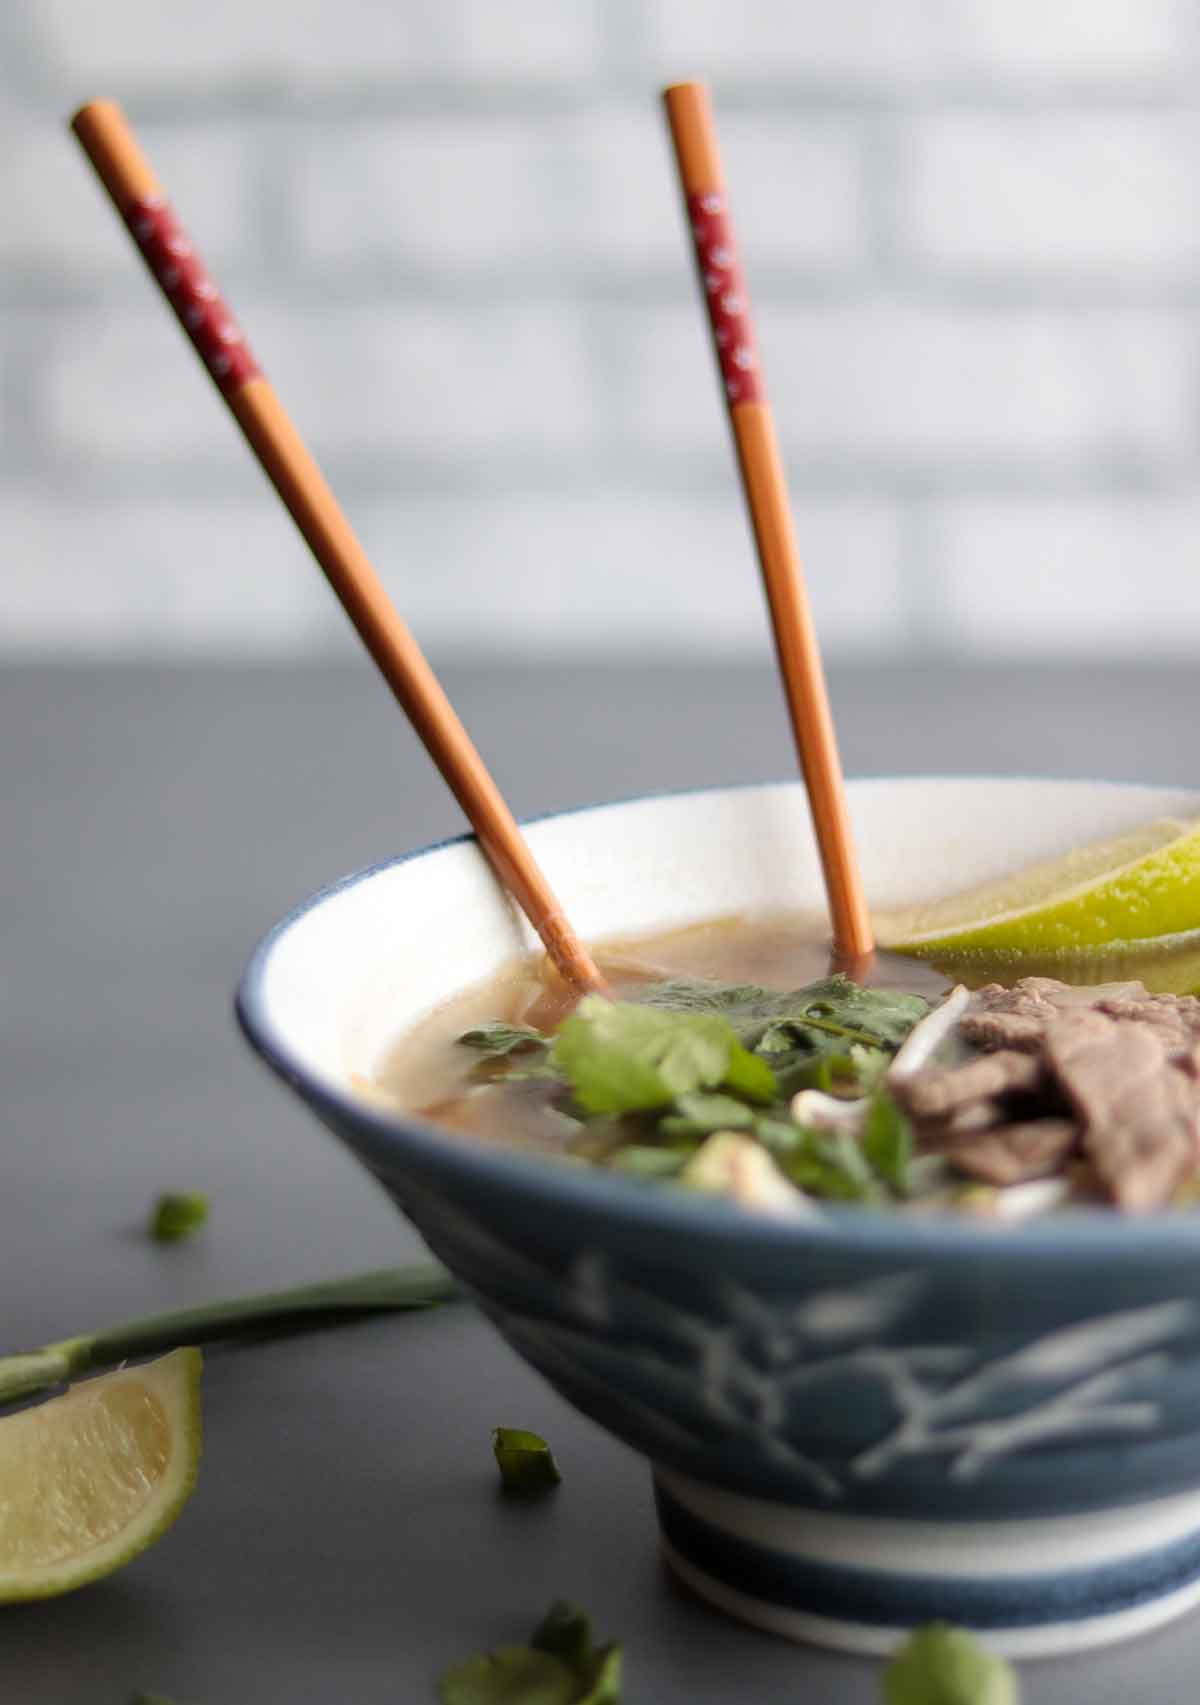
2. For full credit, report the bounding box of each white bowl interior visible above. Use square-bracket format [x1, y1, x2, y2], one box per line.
[254, 778, 1200, 1094]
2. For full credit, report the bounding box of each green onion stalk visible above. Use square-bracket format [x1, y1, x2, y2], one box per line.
[0, 1263, 458, 1409]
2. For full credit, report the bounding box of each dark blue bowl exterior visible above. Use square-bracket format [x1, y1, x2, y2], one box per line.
[235, 800, 1200, 1531]
[283, 1079, 1200, 1523]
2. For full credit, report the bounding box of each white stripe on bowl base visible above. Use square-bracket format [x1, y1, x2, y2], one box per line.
[660, 1538, 1200, 1660]
[655, 1466, 1200, 1580]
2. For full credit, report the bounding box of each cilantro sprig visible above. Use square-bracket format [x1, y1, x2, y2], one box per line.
[439, 1602, 621, 1705]
[456, 976, 927, 1208]
[551, 995, 777, 1115]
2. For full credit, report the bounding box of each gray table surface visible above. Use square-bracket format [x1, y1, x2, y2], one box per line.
[3, 657, 1200, 1704]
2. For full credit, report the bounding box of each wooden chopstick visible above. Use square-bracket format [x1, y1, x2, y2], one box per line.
[662, 82, 875, 963]
[71, 98, 606, 994]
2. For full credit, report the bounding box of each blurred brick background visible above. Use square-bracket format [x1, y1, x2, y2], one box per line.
[4, 0, 1200, 659]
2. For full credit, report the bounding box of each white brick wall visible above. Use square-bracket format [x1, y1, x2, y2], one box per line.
[647, 0, 1194, 84]
[354, 492, 904, 654]
[934, 0, 1192, 82]
[291, 117, 573, 275]
[43, 310, 248, 462]
[647, 0, 938, 86]
[0, 494, 330, 653]
[4, 0, 1200, 660]
[292, 110, 865, 278]
[0, 489, 902, 658]
[257, 303, 598, 460]
[712, 119, 868, 274]
[901, 115, 1200, 278]
[623, 302, 1194, 467]
[38, 0, 601, 86]
[43, 301, 598, 463]
[0, 123, 260, 277]
[929, 498, 1200, 654]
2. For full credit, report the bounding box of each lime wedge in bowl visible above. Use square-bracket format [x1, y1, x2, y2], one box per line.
[0, 1347, 200, 1601]
[875, 816, 1200, 981]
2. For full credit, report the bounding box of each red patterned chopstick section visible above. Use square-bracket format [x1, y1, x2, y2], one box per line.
[685, 188, 763, 406]
[124, 196, 260, 395]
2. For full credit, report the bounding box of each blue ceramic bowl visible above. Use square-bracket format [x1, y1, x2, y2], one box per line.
[237, 777, 1200, 1658]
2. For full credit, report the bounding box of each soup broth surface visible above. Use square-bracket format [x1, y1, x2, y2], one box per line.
[371, 913, 948, 1150]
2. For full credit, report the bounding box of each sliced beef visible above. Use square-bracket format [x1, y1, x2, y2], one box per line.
[1043, 1013, 1200, 1212]
[1174, 1043, 1200, 1081]
[1093, 994, 1200, 1051]
[944, 1119, 1078, 1187]
[894, 978, 1200, 1212]
[896, 1050, 1042, 1121]
[960, 978, 1152, 1054]
[919, 1099, 1006, 1142]
[967, 982, 1058, 1018]
[960, 983, 1063, 1053]
[959, 1010, 1048, 1053]
[1020, 977, 1148, 1005]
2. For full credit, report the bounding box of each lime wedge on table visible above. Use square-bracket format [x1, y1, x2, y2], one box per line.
[876, 817, 1200, 958]
[0, 1347, 200, 1601]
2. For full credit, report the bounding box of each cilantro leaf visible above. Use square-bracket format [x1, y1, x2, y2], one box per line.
[641, 975, 929, 1053]
[574, 1645, 622, 1705]
[660, 1092, 758, 1136]
[722, 1040, 779, 1103]
[530, 1604, 622, 1704]
[777, 1126, 881, 1202]
[884, 1623, 1019, 1705]
[458, 1021, 550, 1058]
[439, 1646, 579, 1705]
[149, 1192, 209, 1242]
[492, 1427, 561, 1497]
[551, 997, 720, 1112]
[759, 1046, 851, 1099]
[862, 1091, 913, 1195]
[441, 1604, 622, 1705]
[763, 1091, 911, 1202]
[639, 976, 925, 1108]
[550, 997, 774, 1116]
[754, 1117, 808, 1153]
[530, 1602, 594, 1677]
[849, 1043, 890, 1091]
[609, 1145, 694, 1178]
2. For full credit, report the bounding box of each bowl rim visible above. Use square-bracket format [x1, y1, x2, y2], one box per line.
[235, 774, 1200, 1266]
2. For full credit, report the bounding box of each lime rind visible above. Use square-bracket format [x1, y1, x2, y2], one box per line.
[876, 817, 1200, 956]
[900, 925, 1200, 996]
[0, 1346, 201, 1602]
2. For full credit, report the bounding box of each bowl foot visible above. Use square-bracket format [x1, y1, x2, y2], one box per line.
[654, 1467, 1200, 1657]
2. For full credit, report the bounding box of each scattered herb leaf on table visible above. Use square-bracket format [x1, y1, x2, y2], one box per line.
[493, 1427, 562, 1496]
[884, 1623, 1019, 1705]
[150, 1192, 210, 1242]
[440, 1602, 621, 1705]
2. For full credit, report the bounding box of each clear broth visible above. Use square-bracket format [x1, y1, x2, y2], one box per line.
[369, 913, 949, 1152]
